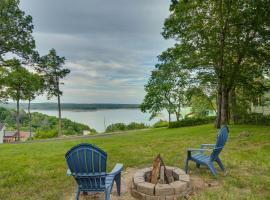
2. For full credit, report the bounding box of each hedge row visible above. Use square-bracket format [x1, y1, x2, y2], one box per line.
[168, 116, 216, 128]
[105, 122, 148, 133]
[236, 113, 270, 125]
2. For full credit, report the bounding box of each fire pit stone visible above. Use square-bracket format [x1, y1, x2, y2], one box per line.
[131, 166, 191, 200]
[155, 183, 174, 196]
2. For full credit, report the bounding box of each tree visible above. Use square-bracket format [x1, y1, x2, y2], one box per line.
[24, 73, 44, 139]
[0, 0, 36, 61]
[141, 63, 189, 122]
[3, 59, 32, 141]
[186, 86, 216, 117]
[141, 68, 172, 121]
[0, 0, 37, 104]
[160, 0, 270, 128]
[39, 49, 70, 136]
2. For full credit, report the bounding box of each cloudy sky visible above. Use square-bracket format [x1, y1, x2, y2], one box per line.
[20, 0, 172, 104]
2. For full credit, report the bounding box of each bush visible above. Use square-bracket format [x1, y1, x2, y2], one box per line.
[105, 122, 148, 133]
[168, 116, 216, 128]
[153, 120, 169, 128]
[105, 123, 126, 132]
[236, 113, 270, 125]
[34, 129, 58, 139]
[126, 122, 148, 130]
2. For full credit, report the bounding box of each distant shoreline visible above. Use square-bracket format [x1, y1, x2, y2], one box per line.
[0, 103, 140, 111]
[31, 108, 140, 111]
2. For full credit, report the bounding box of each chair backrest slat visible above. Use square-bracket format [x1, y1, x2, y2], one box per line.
[65, 143, 108, 191]
[78, 148, 87, 173]
[65, 143, 107, 174]
[93, 150, 100, 173]
[210, 126, 229, 161]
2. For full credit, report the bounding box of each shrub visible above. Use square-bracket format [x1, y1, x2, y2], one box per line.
[105, 123, 127, 132]
[153, 120, 169, 128]
[236, 113, 270, 125]
[168, 116, 216, 128]
[105, 122, 148, 133]
[34, 129, 58, 139]
[126, 122, 148, 130]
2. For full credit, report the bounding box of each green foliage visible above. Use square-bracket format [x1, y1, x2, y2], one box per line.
[186, 86, 216, 117]
[3, 59, 32, 102]
[34, 129, 58, 139]
[0, 0, 36, 61]
[190, 96, 212, 117]
[159, 0, 270, 126]
[126, 122, 147, 130]
[38, 49, 70, 98]
[0, 0, 38, 103]
[0, 107, 96, 137]
[153, 120, 169, 128]
[105, 122, 148, 133]
[235, 113, 270, 126]
[141, 63, 189, 121]
[24, 73, 45, 102]
[106, 123, 127, 132]
[38, 48, 70, 136]
[0, 107, 14, 125]
[168, 116, 216, 128]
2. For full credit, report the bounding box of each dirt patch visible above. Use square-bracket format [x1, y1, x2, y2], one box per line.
[239, 131, 250, 137]
[186, 175, 220, 198]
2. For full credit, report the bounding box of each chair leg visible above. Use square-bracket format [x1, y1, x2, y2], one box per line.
[115, 173, 121, 196]
[208, 163, 217, 176]
[185, 158, 189, 174]
[216, 157, 225, 171]
[75, 188, 80, 200]
[105, 186, 112, 200]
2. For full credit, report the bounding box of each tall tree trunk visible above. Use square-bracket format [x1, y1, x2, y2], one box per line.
[221, 87, 229, 125]
[57, 93, 62, 136]
[215, 0, 231, 128]
[175, 111, 180, 122]
[168, 111, 171, 123]
[16, 99, 20, 141]
[215, 84, 222, 128]
[230, 88, 237, 123]
[57, 81, 62, 136]
[28, 99, 32, 139]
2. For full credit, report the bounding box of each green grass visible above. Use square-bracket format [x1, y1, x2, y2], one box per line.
[0, 124, 269, 199]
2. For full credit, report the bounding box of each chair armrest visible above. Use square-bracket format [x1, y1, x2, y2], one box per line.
[105, 163, 123, 190]
[187, 148, 212, 152]
[66, 169, 72, 176]
[200, 144, 215, 148]
[107, 163, 123, 177]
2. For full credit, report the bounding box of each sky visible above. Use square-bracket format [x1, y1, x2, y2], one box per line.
[20, 0, 173, 104]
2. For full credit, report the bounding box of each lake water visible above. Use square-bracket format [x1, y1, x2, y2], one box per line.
[33, 108, 191, 133]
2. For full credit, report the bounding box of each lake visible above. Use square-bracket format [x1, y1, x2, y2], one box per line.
[33, 108, 191, 133]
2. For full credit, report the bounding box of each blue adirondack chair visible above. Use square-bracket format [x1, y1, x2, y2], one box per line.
[185, 126, 229, 176]
[65, 143, 123, 200]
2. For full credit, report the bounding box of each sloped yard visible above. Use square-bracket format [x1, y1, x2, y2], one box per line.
[0, 124, 269, 200]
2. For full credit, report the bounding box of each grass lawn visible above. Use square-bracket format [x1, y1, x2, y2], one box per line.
[0, 124, 269, 200]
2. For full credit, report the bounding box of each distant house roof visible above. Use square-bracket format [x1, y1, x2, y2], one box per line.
[0, 123, 5, 131]
[3, 131, 30, 138]
[4, 131, 18, 137]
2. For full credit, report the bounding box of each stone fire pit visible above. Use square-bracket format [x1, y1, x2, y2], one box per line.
[131, 166, 191, 200]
